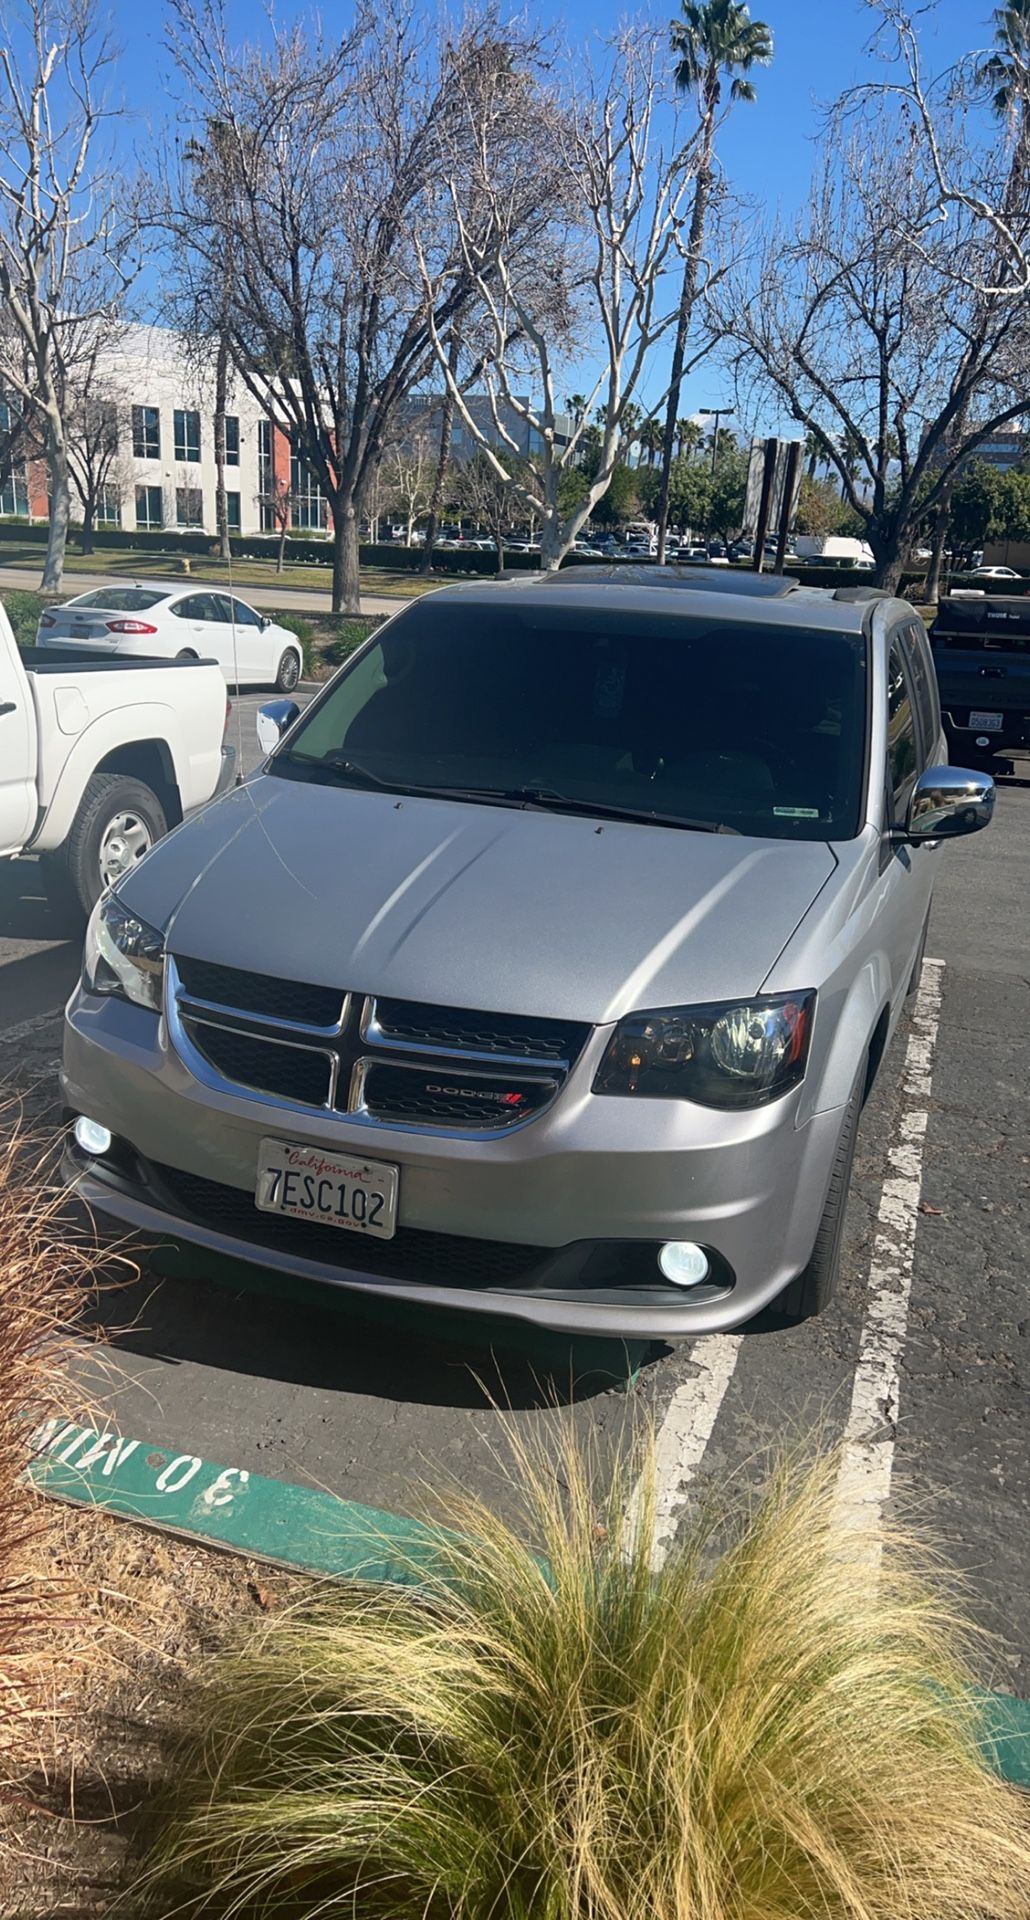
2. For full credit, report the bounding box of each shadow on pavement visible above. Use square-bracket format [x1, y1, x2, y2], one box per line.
[87, 1244, 663, 1413]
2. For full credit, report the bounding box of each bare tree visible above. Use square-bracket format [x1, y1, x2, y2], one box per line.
[718, 108, 1030, 591]
[863, 5, 1030, 301]
[382, 428, 436, 545]
[165, 2, 547, 613]
[255, 468, 291, 574]
[63, 324, 126, 550]
[452, 448, 526, 572]
[421, 28, 703, 570]
[0, 0, 133, 589]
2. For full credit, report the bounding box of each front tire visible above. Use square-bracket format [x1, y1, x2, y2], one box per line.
[45, 774, 168, 917]
[275, 647, 301, 693]
[782, 1073, 863, 1322]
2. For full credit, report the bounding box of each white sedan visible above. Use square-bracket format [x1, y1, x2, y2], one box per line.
[35, 584, 304, 691]
[969, 564, 1021, 580]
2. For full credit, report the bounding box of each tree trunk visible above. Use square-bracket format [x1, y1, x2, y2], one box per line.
[421, 333, 461, 574]
[214, 333, 230, 564]
[925, 497, 951, 604]
[40, 420, 70, 592]
[871, 532, 907, 595]
[80, 500, 95, 554]
[654, 144, 713, 566]
[276, 521, 287, 573]
[332, 503, 361, 614]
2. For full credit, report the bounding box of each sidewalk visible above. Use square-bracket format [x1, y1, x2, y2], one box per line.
[0, 561, 404, 620]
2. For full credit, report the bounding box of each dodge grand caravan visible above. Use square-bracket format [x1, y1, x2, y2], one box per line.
[61, 570, 994, 1338]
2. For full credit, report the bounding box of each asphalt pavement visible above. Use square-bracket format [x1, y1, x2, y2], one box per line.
[1, 730, 1027, 1691]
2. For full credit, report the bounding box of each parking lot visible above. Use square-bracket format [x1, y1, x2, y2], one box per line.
[1, 692, 1028, 1691]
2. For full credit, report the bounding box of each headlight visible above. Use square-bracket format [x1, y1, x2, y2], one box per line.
[83, 894, 165, 1012]
[594, 993, 815, 1109]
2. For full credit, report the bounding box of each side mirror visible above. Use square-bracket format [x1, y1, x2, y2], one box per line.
[259, 614, 270, 630]
[906, 764, 995, 841]
[256, 699, 300, 755]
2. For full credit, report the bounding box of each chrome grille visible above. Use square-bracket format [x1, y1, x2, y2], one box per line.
[168, 958, 584, 1134]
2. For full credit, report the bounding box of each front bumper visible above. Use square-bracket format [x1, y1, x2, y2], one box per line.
[61, 987, 848, 1338]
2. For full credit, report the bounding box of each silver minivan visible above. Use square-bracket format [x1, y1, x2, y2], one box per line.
[62, 571, 993, 1338]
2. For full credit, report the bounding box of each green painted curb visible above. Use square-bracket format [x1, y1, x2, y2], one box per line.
[28, 1416, 446, 1585]
[28, 1416, 1030, 1788]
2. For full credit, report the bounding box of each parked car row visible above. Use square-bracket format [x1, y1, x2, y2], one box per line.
[57, 564, 995, 1346]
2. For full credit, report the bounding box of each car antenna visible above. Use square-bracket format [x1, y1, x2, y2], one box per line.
[223, 507, 246, 786]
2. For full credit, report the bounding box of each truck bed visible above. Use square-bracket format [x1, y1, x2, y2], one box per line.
[23, 647, 216, 673]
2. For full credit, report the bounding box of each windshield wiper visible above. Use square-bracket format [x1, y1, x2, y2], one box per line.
[278, 750, 439, 798]
[277, 759, 736, 833]
[445, 785, 739, 834]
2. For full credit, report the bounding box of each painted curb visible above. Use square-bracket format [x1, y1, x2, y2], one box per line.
[28, 1416, 446, 1585]
[27, 1416, 1030, 1787]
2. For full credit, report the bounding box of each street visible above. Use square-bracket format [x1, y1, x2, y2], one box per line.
[1, 720, 1027, 1689]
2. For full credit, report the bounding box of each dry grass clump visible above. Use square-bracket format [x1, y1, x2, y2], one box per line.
[0, 1110, 118, 1739]
[143, 1434, 1030, 1920]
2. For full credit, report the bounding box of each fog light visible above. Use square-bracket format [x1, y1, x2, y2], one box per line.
[657, 1241, 710, 1287]
[73, 1115, 112, 1157]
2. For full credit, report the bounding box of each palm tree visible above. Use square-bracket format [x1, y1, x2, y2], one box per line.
[977, 1, 1030, 123]
[676, 417, 702, 461]
[654, 1, 773, 562]
[638, 417, 665, 466]
[565, 393, 588, 424]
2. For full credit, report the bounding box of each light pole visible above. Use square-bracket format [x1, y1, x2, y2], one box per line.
[699, 407, 729, 477]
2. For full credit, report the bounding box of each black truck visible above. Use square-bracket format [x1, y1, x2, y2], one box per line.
[930, 594, 1030, 772]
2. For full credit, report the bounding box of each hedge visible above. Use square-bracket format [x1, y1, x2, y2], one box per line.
[3, 519, 1029, 596]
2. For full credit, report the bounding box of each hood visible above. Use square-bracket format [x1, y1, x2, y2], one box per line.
[121, 776, 836, 1024]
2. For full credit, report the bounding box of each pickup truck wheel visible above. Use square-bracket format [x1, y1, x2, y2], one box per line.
[781, 1073, 863, 1323]
[275, 647, 301, 693]
[56, 774, 168, 916]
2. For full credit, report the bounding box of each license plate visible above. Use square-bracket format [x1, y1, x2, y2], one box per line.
[969, 709, 1003, 730]
[255, 1138, 398, 1239]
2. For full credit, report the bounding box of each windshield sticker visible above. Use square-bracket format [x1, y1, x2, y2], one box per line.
[773, 806, 820, 819]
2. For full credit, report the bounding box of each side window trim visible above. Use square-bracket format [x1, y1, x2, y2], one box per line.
[896, 619, 936, 767]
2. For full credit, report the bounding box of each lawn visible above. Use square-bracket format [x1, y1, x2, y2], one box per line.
[0, 539, 439, 600]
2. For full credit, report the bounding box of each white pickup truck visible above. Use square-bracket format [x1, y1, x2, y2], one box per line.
[0, 599, 234, 914]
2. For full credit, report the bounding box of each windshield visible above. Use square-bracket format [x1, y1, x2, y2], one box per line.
[273, 600, 868, 841]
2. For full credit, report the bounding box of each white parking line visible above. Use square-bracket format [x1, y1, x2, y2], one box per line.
[628, 1332, 744, 1569]
[834, 960, 945, 1551]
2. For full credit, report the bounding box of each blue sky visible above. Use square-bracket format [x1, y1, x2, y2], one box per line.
[110, 0, 990, 429]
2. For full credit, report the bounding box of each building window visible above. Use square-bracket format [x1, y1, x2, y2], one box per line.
[175, 486, 204, 528]
[223, 415, 240, 466]
[226, 489, 240, 532]
[135, 484, 163, 529]
[290, 435, 328, 530]
[0, 395, 28, 516]
[174, 408, 201, 463]
[96, 484, 121, 528]
[258, 419, 274, 531]
[132, 404, 160, 459]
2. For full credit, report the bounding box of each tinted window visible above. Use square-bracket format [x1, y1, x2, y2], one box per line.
[277, 602, 869, 842]
[169, 595, 212, 621]
[229, 597, 261, 627]
[887, 643, 918, 814]
[897, 620, 938, 759]
[68, 588, 166, 612]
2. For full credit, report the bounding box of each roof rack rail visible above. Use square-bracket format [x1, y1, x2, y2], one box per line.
[831, 586, 892, 603]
